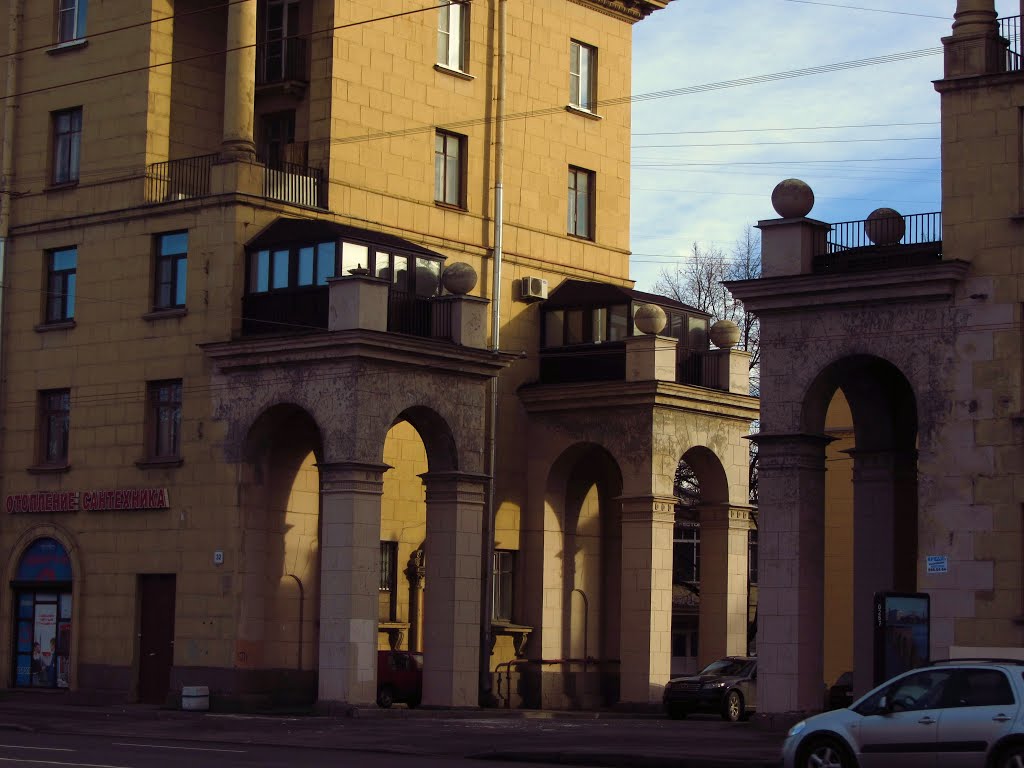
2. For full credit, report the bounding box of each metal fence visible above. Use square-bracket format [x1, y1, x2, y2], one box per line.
[264, 161, 325, 208]
[676, 350, 722, 390]
[388, 289, 452, 340]
[812, 211, 942, 272]
[145, 154, 216, 203]
[1000, 16, 1021, 72]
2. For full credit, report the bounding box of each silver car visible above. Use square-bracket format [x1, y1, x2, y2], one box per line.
[782, 660, 1024, 768]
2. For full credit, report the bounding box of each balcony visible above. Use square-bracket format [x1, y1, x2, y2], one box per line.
[144, 154, 326, 209]
[242, 286, 453, 340]
[256, 36, 309, 94]
[812, 211, 942, 274]
[145, 154, 216, 203]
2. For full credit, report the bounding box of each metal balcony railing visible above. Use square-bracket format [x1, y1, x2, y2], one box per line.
[145, 154, 216, 203]
[387, 289, 452, 339]
[1000, 16, 1021, 72]
[676, 349, 722, 390]
[263, 160, 326, 209]
[257, 36, 309, 86]
[813, 211, 942, 273]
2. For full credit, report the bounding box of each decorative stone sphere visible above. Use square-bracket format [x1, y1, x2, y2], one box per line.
[634, 303, 667, 335]
[771, 178, 815, 218]
[441, 262, 478, 295]
[709, 319, 741, 349]
[864, 207, 905, 246]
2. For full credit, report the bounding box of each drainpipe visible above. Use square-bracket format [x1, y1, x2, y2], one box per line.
[0, 0, 22, 509]
[481, 0, 507, 705]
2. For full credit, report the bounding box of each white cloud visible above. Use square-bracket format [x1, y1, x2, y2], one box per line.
[629, 0, 1014, 289]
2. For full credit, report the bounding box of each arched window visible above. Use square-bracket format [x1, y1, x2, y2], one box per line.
[12, 538, 72, 689]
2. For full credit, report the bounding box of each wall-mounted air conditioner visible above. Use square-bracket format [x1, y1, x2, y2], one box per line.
[519, 275, 548, 301]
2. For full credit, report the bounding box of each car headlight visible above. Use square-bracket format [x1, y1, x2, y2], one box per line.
[787, 721, 807, 738]
[701, 681, 726, 689]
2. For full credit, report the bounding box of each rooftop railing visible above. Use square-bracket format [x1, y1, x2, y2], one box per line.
[1000, 15, 1021, 72]
[813, 211, 942, 273]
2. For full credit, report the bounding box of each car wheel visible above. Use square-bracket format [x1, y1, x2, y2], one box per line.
[376, 685, 394, 709]
[721, 690, 745, 722]
[667, 703, 688, 720]
[996, 745, 1024, 768]
[798, 736, 854, 768]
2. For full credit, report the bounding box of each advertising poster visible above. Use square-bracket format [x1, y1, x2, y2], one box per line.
[34, 603, 58, 686]
[874, 591, 930, 686]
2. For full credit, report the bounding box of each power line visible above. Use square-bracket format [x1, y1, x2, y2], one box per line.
[0, 1, 457, 102]
[778, 0, 949, 20]
[632, 121, 939, 136]
[0, 0, 249, 61]
[632, 136, 939, 149]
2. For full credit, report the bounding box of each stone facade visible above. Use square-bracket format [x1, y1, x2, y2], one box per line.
[0, 0, 756, 711]
[728, 0, 1024, 716]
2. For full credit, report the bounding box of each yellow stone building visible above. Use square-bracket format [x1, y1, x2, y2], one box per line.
[729, 0, 1024, 715]
[0, 0, 758, 710]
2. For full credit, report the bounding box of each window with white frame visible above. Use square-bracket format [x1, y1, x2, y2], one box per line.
[437, 1, 467, 72]
[569, 40, 596, 111]
[57, 0, 88, 43]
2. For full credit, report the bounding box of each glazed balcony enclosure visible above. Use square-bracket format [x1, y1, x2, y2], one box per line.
[539, 280, 742, 392]
[241, 218, 463, 342]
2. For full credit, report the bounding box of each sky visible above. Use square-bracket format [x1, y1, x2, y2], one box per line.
[628, 0, 1019, 291]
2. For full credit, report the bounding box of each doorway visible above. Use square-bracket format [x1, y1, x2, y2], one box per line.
[138, 574, 176, 704]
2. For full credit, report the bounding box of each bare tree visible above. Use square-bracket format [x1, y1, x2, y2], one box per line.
[653, 229, 761, 507]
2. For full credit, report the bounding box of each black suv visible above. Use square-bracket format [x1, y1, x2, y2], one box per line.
[663, 656, 757, 722]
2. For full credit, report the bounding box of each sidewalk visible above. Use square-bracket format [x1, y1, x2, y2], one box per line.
[0, 691, 785, 768]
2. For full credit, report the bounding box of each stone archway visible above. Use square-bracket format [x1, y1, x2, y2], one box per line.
[804, 355, 919, 698]
[238, 403, 324, 706]
[538, 442, 624, 709]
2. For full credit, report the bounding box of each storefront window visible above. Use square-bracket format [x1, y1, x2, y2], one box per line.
[13, 538, 72, 689]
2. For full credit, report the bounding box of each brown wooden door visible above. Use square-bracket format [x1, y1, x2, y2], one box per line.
[138, 574, 176, 704]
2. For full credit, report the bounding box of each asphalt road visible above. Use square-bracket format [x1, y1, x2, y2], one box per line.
[0, 730, 574, 768]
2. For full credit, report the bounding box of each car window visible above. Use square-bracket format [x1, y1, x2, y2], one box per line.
[854, 669, 955, 715]
[952, 669, 1015, 707]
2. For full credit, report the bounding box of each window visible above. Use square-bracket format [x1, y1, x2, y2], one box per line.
[379, 541, 398, 621]
[154, 232, 188, 310]
[567, 166, 594, 239]
[39, 390, 70, 466]
[492, 550, 515, 621]
[953, 669, 1015, 707]
[45, 247, 77, 323]
[147, 380, 182, 460]
[52, 108, 82, 185]
[437, 1, 467, 71]
[258, 0, 301, 83]
[57, 0, 87, 43]
[569, 41, 596, 111]
[673, 521, 700, 586]
[435, 130, 465, 207]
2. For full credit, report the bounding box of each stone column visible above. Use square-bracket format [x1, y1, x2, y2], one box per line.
[316, 461, 387, 707]
[618, 495, 675, 704]
[697, 504, 752, 666]
[944, 0, 1004, 78]
[420, 471, 488, 707]
[849, 449, 917, 695]
[754, 433, 831, 715]
[221, 0, 258, 160]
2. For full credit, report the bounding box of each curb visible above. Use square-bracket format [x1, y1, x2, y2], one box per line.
[471, 751, 783, 768]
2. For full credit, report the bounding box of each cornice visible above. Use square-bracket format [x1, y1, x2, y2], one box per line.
[724, 260, 970, 314]
[568, 0, 672, 23]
